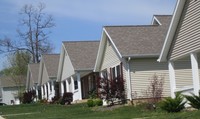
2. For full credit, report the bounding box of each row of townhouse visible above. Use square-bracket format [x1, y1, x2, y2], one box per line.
[26, 0, 200, 103]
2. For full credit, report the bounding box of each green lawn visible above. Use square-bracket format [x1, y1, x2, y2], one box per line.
[0, 103, 200, 119]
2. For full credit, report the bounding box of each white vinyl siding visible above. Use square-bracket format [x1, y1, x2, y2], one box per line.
[174, 60, 193, 89]
[169, 0, 200, 60]
[130, 58, 170, 99]
[100, 39, 121, 70]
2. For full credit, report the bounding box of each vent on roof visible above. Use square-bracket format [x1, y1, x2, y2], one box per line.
[152, 16, 162, 25]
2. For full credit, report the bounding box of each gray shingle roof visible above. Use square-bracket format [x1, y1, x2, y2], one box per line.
[0, 77, 16, 87]
[28, 63, 39, 84]
[104, 15, 172, 57]
[42, 54, 60, 77]
[63, 41, 99, 70]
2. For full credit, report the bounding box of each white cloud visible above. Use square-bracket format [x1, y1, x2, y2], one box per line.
[1, 0, 176, 23]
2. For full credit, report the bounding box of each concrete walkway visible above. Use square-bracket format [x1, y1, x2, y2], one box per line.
[0, 116, 5, 119]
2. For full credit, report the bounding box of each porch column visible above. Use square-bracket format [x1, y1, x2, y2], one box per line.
[89, 76, 91, 91]
[190, 53, 200, 96]
[168, 61, 176, 98]
[44, 84, 48, 99]
[71, 76, 74, 93]
[35, 86, 38, 101]
[51, 81, 55, 97]
[60, 81, 64, 96]
[66, 80, 69, 92]
[41, 86, 44, 99]
[77, 72, 82, 100]
[47, 82, 51, 100]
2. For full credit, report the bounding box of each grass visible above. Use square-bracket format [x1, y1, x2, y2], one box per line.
[0, 103, 200, 119]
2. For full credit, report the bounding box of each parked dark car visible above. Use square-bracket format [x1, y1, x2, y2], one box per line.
[0, 103, 7, 106]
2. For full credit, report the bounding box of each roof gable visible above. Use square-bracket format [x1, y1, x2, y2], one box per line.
[158, 0, 186, 62]
[104, 15, 172, 57]
[63, 41, 99, 70]
[28, 63, 39, 84]
[42, 54, 60, 77]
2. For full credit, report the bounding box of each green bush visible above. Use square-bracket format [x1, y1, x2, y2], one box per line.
[94, 99, 103, 106]
[160, 92, 186, 113]
[185, 92, 200, 109]
[87, 99, 95, 107]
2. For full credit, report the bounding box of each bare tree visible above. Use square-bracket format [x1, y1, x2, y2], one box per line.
[0, 3, 55, 63]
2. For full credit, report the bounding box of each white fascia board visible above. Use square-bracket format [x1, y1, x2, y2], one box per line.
[38, 56, 44, 86]
[26, 65, 30, 89]
[158, 0, 186, 62]
[94, 30, 107, 72]
[56, 44, 65, 82]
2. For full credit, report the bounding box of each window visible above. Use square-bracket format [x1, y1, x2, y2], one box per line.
[101, 70, 108, 79]
[63, 81, 66, 93]
[49, 82, 52, 91]
[74, 80, 78, 90]
[111, 64, 121, 81]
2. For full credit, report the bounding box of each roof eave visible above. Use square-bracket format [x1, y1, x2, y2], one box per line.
[158, 0, 186, 62]
[75, 68, 93, 72]
[122, 54, 159, 59]
[94, 29, 107, 72]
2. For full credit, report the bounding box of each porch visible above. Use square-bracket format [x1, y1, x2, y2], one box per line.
[168, 53, 200, 97]
[60, 72, 98, 101]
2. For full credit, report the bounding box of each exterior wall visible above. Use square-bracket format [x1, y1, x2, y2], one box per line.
[169, 0, 200, 60]
[2, 87, 20, 105]
[99, 38, 128, 98]
[41, 63, 49, 85]
[81, 72, 98, 99]
[174, 60, 193, 89]
[61, 51, 75, 81]
[130, 58, 170, 99]
[100, 38, 121, 71]
[26, 70, 31, 90]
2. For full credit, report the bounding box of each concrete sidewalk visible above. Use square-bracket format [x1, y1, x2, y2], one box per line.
[0, 116, 5, 119]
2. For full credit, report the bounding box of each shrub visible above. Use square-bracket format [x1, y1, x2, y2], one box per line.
[160, 92, 186, 113]
[22, 90, 36, 104]
[87, 99, 95, 107]
[97, 74, 125, 106]
[88, 89, 97, 99]
[51, 96, 60, 104]
[94, 99, 103, 106]
[185, 92, 200, 109]
[60, 92, 73, 105]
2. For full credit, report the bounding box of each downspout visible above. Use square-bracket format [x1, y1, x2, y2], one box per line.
[127, 57, 132, 100]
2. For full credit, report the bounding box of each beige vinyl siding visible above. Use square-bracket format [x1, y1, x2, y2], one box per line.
[174, 60, 193, 89]
[130, 58, 170, 99]
[100, 39, 121, 70]
[122, 60, 128, 97]
[169, 0, 200, 60]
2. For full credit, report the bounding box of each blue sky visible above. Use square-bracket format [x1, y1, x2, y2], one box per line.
[0, 0, 177, 70]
